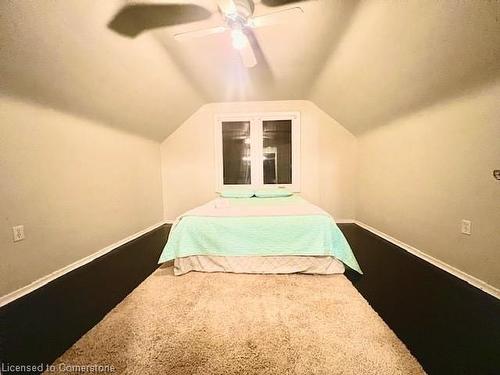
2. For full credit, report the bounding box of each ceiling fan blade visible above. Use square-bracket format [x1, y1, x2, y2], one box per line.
[108, 4, 211, 37]
[174, 26, 227, 41]
[238, 35, 258, 68]
[249, 7, 304, 29]
[261, 0, 309, 6]
[238, 28, 274, 84]
[242, 29, 274, 83]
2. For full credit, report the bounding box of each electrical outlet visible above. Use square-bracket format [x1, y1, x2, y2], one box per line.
[461, 220, 472, 235]
[12, 225, 25, 242]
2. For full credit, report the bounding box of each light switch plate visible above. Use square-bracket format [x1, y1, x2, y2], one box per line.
[13, 225, 25, 242]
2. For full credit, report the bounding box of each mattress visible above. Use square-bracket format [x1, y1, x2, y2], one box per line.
[174, 255, 346, 276]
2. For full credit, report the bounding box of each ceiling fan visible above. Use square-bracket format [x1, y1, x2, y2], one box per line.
[108, 0, 308, 69]
[173, 0, 305, 68]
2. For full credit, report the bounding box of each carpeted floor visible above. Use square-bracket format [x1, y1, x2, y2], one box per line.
[48, 265, 425, 374]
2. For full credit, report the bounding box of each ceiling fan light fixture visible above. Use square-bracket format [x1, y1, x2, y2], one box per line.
[231, 29, 248, 50]
[168, 0, 304, 70]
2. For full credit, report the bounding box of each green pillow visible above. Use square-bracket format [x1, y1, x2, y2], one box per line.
[220, 189, 255, 198]
[255, 188, 293, 198]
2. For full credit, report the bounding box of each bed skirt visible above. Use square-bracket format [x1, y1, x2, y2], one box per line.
[174, 255, 345, 276]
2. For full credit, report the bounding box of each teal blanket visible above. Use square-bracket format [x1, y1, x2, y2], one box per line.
[159, 199, 362, 274]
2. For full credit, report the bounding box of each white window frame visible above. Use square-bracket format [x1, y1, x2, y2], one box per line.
[214, 112, 301, 192]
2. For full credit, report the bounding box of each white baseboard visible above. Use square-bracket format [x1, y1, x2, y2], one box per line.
[353, 220, 500, 300]
[0, 221, 167, 308]
[334, 219, 355, 224]
[1, 218, 497, 307]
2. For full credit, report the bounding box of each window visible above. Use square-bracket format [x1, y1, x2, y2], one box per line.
[222, 121, 251, 185]
[263, 120, 292, 185]
[215, 112, 300, 191]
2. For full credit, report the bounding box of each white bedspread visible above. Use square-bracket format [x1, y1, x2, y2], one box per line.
[180, 196, 328, 220]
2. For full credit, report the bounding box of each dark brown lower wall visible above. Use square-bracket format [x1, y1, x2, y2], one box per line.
[0, 223, 498, 375]
[339, 223, 500, 375]
[0, 224, 170, 374]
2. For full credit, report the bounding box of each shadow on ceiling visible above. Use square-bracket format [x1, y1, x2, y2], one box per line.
[262, 0, 310, 7]
[108, 4, 212, 38]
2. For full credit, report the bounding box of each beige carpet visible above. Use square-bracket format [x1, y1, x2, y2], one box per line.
[48, 266, 425, 374]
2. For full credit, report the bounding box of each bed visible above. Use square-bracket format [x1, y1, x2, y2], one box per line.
[158, 195, 362, 276]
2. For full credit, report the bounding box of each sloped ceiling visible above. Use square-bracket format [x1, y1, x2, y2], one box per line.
[0, 0, 205, 140]
[309, 0, 500, 134]
[1, 0, 499, 141]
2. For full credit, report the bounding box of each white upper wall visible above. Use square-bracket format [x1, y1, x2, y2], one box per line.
[0, 96, 164, 296]
[357, 80, 500, 289]
[1, 0, 499, 294]
[160, 100, 357, 220]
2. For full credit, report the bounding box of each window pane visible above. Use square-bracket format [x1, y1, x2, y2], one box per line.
[222, 121, 251, 185]
[263, 120, 292, 184]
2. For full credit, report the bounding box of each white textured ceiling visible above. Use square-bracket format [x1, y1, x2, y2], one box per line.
[310, 0, 500, 134]
[0, 0, 204, 140]
[1, 0, 499, 141]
